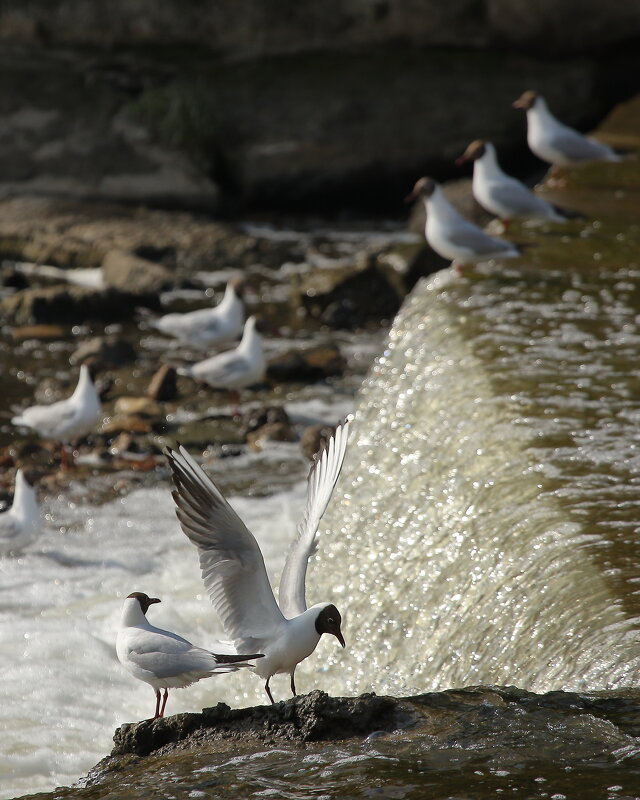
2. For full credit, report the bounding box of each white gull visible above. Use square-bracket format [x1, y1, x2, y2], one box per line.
[154, 277, 246, 349]
[164, 415, 351, 703]
[116, 591, 263, 719]
[406, 176, 521, 270]
[11, 364, 102, 466]
[456, 139, 567, 227]
[0, 469, 41, 556]
[513, 90, 621, 166]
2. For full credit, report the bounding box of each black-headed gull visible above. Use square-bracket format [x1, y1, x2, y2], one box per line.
[153, 277, 246, 349]
[406, 177, 521, 271]
[11, 364, 102, 467]
[116, 591, 264, 719]
[513, 90, 621, 166]
[456, 140, 566, 228]
[164, 416, 351, 704]
[177, 315, 266, 413]
[0, 469, 40, 555]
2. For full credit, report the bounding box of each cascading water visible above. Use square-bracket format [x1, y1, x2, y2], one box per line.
[307, 263, 640, 696]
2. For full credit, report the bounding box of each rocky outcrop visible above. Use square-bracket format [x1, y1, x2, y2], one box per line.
[26, 686, 640, 799]
[0, 4, 635, 211]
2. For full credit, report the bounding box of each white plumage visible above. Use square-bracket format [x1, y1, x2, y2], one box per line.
[11, 364, 101, 444]
[165, 415, 352, 703]
[407, 177, 521, 268]
[116, 592, 263, 719]
[153, 278, 245, 349]
[458, 140, 566, 224]
[514, 90, 621, 167]
[177, 315, 265, 391]
[0, 469, 41, 556]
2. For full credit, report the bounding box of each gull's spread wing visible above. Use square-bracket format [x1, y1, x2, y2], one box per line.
[278, 415, 352, 618]
[166, 445, 285, 652]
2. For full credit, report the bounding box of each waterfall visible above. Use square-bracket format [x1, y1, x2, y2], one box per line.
[307, 266, 640, 695]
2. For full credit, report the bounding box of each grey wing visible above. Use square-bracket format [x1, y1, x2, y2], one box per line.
[552, 129, 616, 162]
[191, 353, 248, 385]
[166, 445, 285, 652]
[449, 221, 516, 256]
[279, 415, 353, 618]
[13, 401, 75, 438]
[490, 181, 554, 217]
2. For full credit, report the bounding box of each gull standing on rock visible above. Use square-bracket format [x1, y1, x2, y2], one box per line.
[177, 315, 266, 413]
[456, 139, 567, 229]
[116, 591, 264, 720]
[406, 176, 521, 271]
[513, 90, 621, 166]
[153, 277, 246, 349]
[11, 364, 102, 468]
[0, 469, 40, 555]
[164, 416, 352, 704]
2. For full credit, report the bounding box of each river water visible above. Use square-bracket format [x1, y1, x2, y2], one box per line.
[3, 144, 640, 798]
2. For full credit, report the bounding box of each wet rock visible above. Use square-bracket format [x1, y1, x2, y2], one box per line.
[300, 422, 336, 461]
[299, 260, 401, 329]
[242, 404, 291, 435]
[247, 421, 296, 452]
[101, 249, 174, 295]
[0, 284, 160, 325]
[147, 364, 178, 402]
[404, 246, 450, 292]
[101, 414, 153, 435]
[70, 336, 137, 368]
[113, 397, 162, 418]
[111, 691, 400, 759]
[267, 344, 345, 383]
[2, 269, 28, 290]
[9, 324, 67, 341]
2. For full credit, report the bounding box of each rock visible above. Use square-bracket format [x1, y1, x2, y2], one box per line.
[70, 336, 137, 368]
[10, 324, 67, 341]
[0, 284, 159, 325]
[247, 421, 296, 452]
[242, 404, 292, 435]
[267, 344, 345, 383]
[299, 260, 401, 329]
[101, 414, 153, 435]
[300, 423, 336, 461]
[101, 249, 174, 294]
[147, 364, 178, 402]
[113, 397, 162, 418]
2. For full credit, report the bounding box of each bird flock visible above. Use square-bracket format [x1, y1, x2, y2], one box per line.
[2, 88, 624, 721]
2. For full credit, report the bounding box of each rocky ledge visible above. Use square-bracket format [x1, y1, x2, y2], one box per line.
[23, 686, 640, 799]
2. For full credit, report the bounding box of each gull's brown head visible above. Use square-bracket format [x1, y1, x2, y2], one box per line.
[128, 591, 161, 615]
[405, 176, 437, 204]
[455, 140, 486, 166]
[513, 90, 538, 111]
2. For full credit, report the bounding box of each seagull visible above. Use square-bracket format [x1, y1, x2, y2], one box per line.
[116, 591, 264, 720]
[11, 364, 102, 468]
[406, 176, 521, 271]
[0, 469, 41, 555]
[456, 139, 567, 229]
[513, 90, 621, 166]
[177, 315, 266, 414]
[164, 415, 352, 704]
[153, 277, 246, 349]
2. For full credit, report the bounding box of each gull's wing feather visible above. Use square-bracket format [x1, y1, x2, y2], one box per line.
[166, 445, 285, 652]
[448, 221, 517, 256]
[12, 401, 76, 438]
[278, 415, 352, 618]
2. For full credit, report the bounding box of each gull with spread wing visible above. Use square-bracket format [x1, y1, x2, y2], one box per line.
[164, 415, 352, 703]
